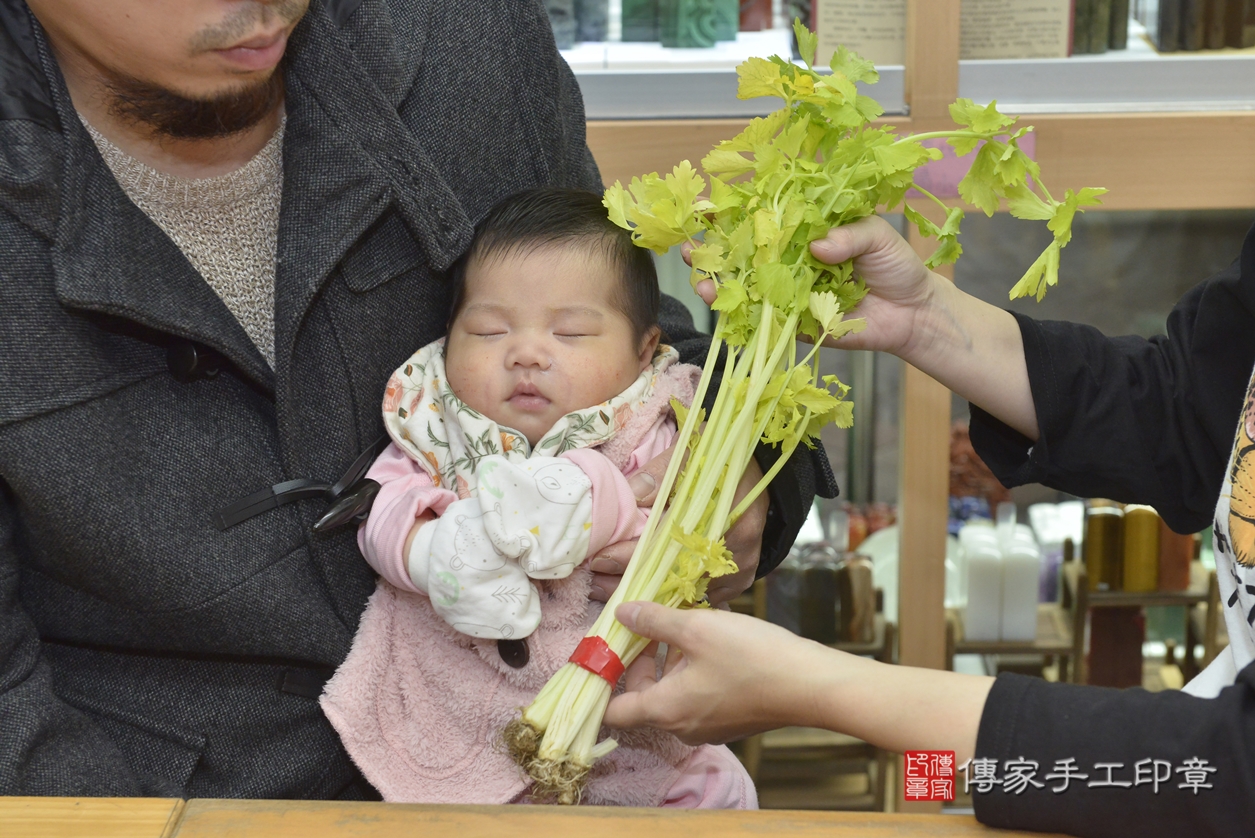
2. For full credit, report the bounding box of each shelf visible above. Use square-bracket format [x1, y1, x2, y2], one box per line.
[567, 21, 1254, 119]
[1062, 560, 1212, 608]
[961, 22, 1255, 113]
[563, 29, 905, 119]
[948, 604, 1074, 657]
[561, 28, 795, 72]
[823, 613, 895, 661]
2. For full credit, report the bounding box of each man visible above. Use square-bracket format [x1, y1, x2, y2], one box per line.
[0, 0, 833, 798]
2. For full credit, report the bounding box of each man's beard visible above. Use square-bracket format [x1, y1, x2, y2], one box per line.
[105, 69, 284, 140]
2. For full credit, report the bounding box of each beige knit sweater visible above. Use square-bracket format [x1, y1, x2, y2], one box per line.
[83, 120, 284, 369]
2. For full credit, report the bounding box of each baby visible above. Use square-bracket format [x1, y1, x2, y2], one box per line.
[321, 188, 757, 808]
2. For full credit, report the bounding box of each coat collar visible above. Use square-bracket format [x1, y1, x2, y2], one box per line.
[274, 6, 473, 371]
[37, 1, 475, 392]
[34, 12, 275, 389]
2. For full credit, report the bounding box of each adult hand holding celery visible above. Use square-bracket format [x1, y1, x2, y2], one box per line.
[504, 21, 1104, 803]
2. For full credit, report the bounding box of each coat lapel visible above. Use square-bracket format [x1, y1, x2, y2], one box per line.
[274, 5, 474, 375]
[51, 160, 276, 392]
[272, 6, 473, 625]
[38, 26, 275, 391]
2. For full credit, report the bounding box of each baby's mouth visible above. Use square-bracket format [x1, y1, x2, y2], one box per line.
[508, 381, 551, 412]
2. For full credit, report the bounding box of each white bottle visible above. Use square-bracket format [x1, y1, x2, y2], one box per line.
[961, 523, 1002, 642]
[1001, 531, 1042, 642]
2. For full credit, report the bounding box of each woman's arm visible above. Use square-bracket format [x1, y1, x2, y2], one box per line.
[603, 602, 993, 764]
[808, 217, 1039, 440]
[776, 216, 1255, 532]
[606, 602, 1255, 838]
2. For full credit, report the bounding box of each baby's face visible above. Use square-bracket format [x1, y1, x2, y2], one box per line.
[445, 244, 658, 447]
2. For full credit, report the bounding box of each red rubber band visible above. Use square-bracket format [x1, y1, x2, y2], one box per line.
[568, 636, 625, 685]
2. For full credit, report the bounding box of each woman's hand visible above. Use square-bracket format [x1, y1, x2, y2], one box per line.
[588, 445, 765, 604]
[604, 601, 995, 763]
[689, 216, 940, 358]
[687, 215, 1039, 439]
[806, 216, 938, 355]
[602, 602, 830, 744]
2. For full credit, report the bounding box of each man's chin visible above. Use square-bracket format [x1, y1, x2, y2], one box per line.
[106, 68, 284, 140]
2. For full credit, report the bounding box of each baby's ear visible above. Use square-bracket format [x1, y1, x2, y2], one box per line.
[638, 326, 662, 369]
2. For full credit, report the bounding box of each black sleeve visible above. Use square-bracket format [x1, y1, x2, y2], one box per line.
[972, 663, 1255, 837]
[0, 481, 143, 795]
[659, 296, 840, 577]
[969, 223, 1255, 534]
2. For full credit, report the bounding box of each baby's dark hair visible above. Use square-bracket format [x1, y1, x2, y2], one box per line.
[447, 188, 660, 342]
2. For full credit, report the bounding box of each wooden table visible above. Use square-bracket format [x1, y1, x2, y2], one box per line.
[0, 797, 1064, 838]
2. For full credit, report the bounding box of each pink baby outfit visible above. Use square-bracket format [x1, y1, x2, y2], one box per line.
[321, 349, 756, 809]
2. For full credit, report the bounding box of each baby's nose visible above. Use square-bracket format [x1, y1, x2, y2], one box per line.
[507, 338, 551, 369]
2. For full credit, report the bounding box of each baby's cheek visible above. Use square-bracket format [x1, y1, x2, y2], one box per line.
[556, 347, 637, 408]
[445, 353, 492, 410]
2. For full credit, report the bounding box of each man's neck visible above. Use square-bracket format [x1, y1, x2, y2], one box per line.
[54, 42, 282, 180]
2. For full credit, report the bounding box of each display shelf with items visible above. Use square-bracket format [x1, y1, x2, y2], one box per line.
[764, 503, 896, 646]
[1061, 558, 1219, 686]
[947, 518, 1221, 689]
[945, 603, 1077, 679]
[562, 26, 905, 119]
[960, 19, 1255, 114]
[563, 2, 1255, 119]
[733, 548, 897, 811]
[947, 492, 1222, 688]
[946, 205, 1249, 693]
[1136, 0, 1255, 53]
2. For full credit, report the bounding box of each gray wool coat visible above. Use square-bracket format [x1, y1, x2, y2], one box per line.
[0, 0, 832, 799]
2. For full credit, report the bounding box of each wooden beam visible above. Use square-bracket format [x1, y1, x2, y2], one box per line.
[586, 117, 914, 189]
[895, 347, 952, 683]
[900, 0, 960, 813]
[905, 0, 961, 124]
[586, 112, 1255, 212]
[586, 118, 748, 187]
[895, 222, 955, 816]
[1029, 111, 1255, 211]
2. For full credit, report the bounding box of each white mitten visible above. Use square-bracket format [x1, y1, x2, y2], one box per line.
[474, 455, 594, 580]
[406, 497, 542, 639]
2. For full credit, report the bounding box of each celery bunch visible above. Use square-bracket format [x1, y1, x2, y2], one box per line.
[505, 22, 1104, 803]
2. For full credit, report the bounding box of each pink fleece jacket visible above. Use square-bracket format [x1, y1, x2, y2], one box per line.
[322, 365, 757, 809]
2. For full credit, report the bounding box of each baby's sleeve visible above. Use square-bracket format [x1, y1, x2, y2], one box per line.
[357, 442, 459, 593]
[562, 413, 679, 557]
[560, 448, 649, 558]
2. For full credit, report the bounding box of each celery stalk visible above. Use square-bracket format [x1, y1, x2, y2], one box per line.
[505, 21, 1104, 804]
